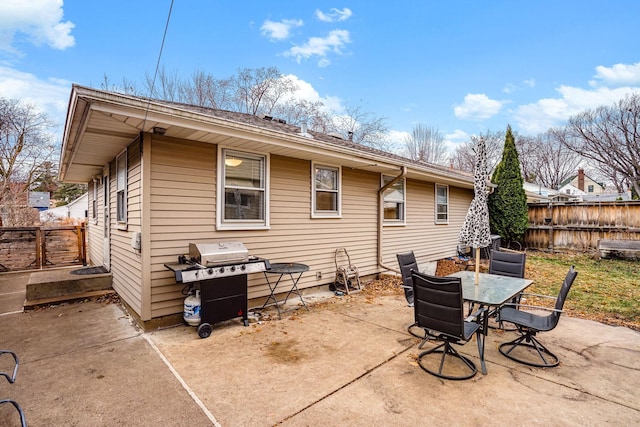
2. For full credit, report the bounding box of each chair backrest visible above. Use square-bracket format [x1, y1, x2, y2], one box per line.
[554, 266, 578, 313]
[411, 271, 465, 340]
[542, 266, 578, 330]
[489, 250, 526, 278]
[396, 252, 418, 289]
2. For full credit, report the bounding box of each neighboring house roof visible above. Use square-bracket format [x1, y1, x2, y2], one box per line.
[559, 172, 604, 190]
[523, 182, 558, 202]
[60, 85, 474, 189]
[40, 192, 88, 221]
[583, 193, 632, 202]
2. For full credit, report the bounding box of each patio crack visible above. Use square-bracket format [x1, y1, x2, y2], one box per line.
[277, 343, 415, 425]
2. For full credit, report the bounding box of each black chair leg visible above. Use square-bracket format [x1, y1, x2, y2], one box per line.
[408, 321, 424, 339]
[418, 341, 478, 380]
[499, 333, 560, 368]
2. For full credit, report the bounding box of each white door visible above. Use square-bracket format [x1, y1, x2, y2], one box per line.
[102, 168, 110, 270]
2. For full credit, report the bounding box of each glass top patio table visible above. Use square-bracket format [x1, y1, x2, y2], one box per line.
[447, 271, 534, 307]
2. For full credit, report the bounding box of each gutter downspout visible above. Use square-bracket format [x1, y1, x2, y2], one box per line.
[378, 166, 407, 274]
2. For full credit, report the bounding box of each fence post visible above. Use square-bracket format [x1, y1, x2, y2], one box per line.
[35, 228, 43, 269]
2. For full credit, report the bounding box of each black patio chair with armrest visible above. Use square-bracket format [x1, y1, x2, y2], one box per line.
[488, 249, 527, 329]
[396, 252, 417, 307]
[396, 252, 423, 338]
[1, 349, 27, 427]
[411, 271, 488, 380]
[497, 266, 578, 368]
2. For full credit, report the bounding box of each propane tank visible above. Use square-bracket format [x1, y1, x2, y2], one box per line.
[183, 289, 201, 326]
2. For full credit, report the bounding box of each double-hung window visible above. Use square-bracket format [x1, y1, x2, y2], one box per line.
[382, 175, 405, 224]
[435, 184, 449, 224]
[218, 148, 269, 230]
[116, 150, 127, 225]
[312, 164, 341, 217]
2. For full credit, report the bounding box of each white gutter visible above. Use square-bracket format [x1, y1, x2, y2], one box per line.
[377, 166, 407, 273]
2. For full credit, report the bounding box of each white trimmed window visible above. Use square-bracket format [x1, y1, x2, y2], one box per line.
[217, 148, 269, 230]
[382, 175, 405, 224]
[116, 150, 127, 224]
[435, 184, 449, 224]
[312, 163, 341, 217]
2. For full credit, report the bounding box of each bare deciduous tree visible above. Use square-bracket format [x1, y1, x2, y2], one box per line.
[451, 130, 507, 174]
[232, 67, 298, 116]
[0, 98, 57, 225]
[133, 66, 389, 148]
[559, 93, 640, 197]
[403, 124, 448, 165]
[519, 129, 582, 189]
[329, 103, 390, 150]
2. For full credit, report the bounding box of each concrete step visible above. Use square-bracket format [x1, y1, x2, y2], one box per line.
[24, 289, 116, 309]
[25, 267, 113, 307]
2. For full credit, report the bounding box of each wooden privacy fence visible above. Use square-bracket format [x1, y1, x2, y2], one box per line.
[526, 202, 640, 252]
[0, 225, 86, 272]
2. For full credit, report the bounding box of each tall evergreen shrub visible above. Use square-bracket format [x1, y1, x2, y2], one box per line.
[488, 125, 529, 243]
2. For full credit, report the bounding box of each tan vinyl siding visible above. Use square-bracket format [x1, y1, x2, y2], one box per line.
[146, 136, 474, 320]
[109, 139, 143, 315]
[382, 181, 473, 267]
[149, 137, 217, 318]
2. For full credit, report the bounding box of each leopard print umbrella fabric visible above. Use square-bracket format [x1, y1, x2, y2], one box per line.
[458, 137, 492, 248]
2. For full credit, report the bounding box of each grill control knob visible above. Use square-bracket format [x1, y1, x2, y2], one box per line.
[219, 267, 225, 274]
[208, 268, 213, 275]
[230, 266, 236, 272]
[241, 264, 246, 271]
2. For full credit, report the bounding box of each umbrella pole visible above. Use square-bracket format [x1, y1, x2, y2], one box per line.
[475, 247, 480, 285]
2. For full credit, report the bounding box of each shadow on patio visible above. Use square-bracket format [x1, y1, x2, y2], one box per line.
[1, 283, 639, 426]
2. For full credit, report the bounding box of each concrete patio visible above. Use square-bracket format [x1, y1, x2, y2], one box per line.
[1, 273, 639, 426]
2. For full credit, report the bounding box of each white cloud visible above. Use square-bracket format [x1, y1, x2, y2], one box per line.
[513, 85, 640, 134]
[315, 8, 353, 22]
[454, 93, 503, 120]
[445, 129, 470, 143]
[503, 79, 535, 94]
[387, 129, 409, 143]
[0, 0, 75, 53]
[443, 129, 471, 154]
[260, 19, 303, 41]
[591, 62, 640, 87]
[284, 29, 351, 67]
[502, 83, 517, 94]
[280, 74, 343, 112]
[0, 66, 71, 133]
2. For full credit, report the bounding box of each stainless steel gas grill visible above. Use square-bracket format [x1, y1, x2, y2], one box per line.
[164, 242, 270, 338]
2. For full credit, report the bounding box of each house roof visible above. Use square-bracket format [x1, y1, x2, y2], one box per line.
[559, 172, 604, 189]
[60, 85, 474, 189]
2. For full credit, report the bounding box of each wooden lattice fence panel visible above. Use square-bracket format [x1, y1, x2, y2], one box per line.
[0, 225, 86, 272]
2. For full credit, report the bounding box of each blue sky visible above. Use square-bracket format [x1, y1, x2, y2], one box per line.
[1, 0, 640, 154]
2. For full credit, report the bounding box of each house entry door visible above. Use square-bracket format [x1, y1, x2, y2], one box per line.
[102, 168, 110, 270]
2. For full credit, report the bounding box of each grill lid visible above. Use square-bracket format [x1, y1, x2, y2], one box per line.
[189, 242, 249, 265]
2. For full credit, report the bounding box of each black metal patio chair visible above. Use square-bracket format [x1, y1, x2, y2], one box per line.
[489, 249, 526, 279]
[497, 266, 578, 368]
[396, 252, 417, 307]
[411, 271, 488, 380]
[488, 249, 527, 329]
[396, 252, 423, 338]
[1, 349, 27, 427]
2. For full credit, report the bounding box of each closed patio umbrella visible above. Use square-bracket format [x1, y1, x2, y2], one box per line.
[458, 137, 492, 284]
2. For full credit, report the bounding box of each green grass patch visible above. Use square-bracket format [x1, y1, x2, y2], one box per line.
[525, 251, 640, 330]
